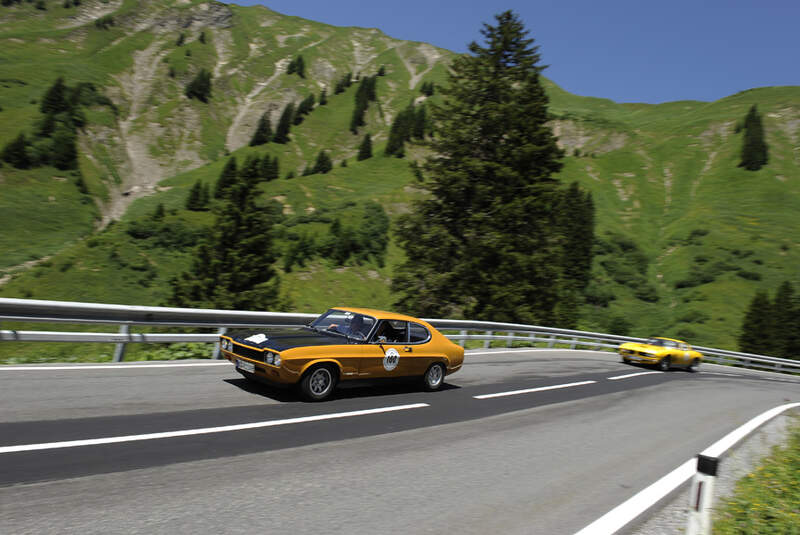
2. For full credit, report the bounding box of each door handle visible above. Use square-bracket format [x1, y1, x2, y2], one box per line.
[403, 346, 412, 352]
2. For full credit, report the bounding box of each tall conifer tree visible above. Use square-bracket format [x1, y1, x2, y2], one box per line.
[273, 102, 294, 144]
[249, 112, 272, 146]
[169, 174, 284, 310]
[214, 156, 238, 198]
[738, 104, 768, 170]
[392, 11, 579, 325]
[357, 133, 372, 161]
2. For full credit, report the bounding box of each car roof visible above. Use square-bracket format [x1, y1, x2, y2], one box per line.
[333, 306, 427, 324]
[652, 336, 688, 344]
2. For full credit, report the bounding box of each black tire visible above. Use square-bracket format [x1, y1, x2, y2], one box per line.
[657, 356, 671, 372]
[422, 362, 446, 392]
[299, 365, 338, 401]
[687, 358, 700, 373]
[622, 357, 631, 364]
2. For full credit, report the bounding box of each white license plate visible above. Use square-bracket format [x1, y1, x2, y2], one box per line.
[236, 359, 255, 373]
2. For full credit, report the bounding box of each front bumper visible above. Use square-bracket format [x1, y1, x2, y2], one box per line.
[619, 350, 660, 364]
[222, 350, 298, 385]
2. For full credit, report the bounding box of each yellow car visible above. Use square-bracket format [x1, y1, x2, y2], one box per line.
[619, 337, 703, 372]
[220, 307, 464, 401]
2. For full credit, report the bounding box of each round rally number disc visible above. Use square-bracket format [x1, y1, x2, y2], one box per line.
[383, 348, 400, 371]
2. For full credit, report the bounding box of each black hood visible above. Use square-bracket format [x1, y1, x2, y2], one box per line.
[228, 327, 353, 351]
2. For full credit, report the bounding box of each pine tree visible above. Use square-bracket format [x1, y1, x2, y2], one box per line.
[152, 202, 165, 221]
[198, 31, 206, 44]
[287, 55, 305, 78]
[50, 125, 78, 170]
[311, 150, 332, 174]
[392, 11, 573, 324]
[249, 112, 272, 146]
[378, 65, 386, 76]
[185, 69, 212, 102]
[384, 106, 414, 157]
[199, 182, 210, 209]
[738, 104, 768, 171]
[40, 77, 69, 116]
[169, 174, 285, 310]
[1, 133, 31, 169]
[772, 281, 798, 358]
[357, 133, 372, 161]
[412, 104, 427, 139]
[240, 155, 261, 186]
[186, 180, 202, 210]
[214, 156, 238, 198]
[739, 290, 775, 354]
[273, 102, 294, 144]
[293, 94, 315, 125]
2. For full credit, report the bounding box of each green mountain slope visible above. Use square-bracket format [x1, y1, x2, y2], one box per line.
[0, 0, 798, 360]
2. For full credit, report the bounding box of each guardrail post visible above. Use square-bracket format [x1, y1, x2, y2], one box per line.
[570, 337, 577, 349]
[459, 330, 467, 348]
[547, 335, 555, 348]
[686, 454, 718, 535]
[484, 331, 492, 349]
[212, 327, 227, 359]
[112, 324, 130, 362]
[506, 331, 513, 348]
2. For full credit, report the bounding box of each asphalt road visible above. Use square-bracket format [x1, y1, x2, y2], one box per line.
[0, 349, 797, 534]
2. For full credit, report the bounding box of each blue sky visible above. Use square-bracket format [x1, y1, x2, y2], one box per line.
[232, 0, 798, 104]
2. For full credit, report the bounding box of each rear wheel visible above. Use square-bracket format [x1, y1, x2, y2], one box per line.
[658, 357, 671, 372]
[299, 365, 338, 401]
[422, 363, 446, 391]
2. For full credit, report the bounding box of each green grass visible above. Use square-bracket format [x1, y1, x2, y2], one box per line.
[714, 417, 800, 534]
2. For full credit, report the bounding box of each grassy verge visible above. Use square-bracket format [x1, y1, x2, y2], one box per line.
[714, 417, 800, 534]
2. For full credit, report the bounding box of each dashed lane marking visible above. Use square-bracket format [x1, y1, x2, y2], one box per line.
[473, 380, 596, 400]
[0, 362, 230, 371]
[607, 371, 664, 381]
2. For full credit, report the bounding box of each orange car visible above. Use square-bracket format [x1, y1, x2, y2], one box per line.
[220, 307, 464, 401]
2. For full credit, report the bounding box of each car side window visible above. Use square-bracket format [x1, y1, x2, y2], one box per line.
[409, 323, 430, 343]
[371, 320, 408, 344]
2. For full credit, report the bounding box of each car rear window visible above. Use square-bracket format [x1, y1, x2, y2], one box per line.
[410, 323, 430, 343]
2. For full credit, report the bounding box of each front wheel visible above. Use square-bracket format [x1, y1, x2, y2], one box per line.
[422, 363, 446, 391]
[658, 357, 671, 372]
[687, 358, 700, 372]
[299, 365, 338, 401]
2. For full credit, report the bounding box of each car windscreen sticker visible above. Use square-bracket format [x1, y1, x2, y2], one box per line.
[383, 348, 399, 371]
[244, 333, 268, 344]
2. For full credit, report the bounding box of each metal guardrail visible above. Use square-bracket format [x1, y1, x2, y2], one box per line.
[0, 297, 798, 373]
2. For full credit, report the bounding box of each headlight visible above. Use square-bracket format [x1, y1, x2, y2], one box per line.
[273, 354, 281, 366]
[221, 339, 229, 351]
[265, 352, 274, 365]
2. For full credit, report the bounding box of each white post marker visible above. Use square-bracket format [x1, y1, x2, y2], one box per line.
[686, 454, 718, 535]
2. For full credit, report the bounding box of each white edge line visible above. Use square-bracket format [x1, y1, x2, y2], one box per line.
[573, 458, 696, 535]
[607, 371, 663, 381]
[573, 401, 800, 535]
[0, 362, 230, 371]
[473, 380, 596, 400]
[702, 401, 800, 458]
[0, 403, 430, 454]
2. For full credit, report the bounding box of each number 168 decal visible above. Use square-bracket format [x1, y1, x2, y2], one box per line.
[383, 348, 400, 371]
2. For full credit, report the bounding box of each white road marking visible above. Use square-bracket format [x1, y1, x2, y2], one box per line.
[573, 458, 697, 535]
[466, 348, 602, 356]
[607, 371, 663, 381]
[574, 402, 800, 535]
[701, 372, 743, 377]
[0, 362, 230, 371]
[473, 380, 596, 400]
[0, 403, 430, 454]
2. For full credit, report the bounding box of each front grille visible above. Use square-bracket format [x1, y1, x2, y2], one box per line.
[232, 344, 265, 362]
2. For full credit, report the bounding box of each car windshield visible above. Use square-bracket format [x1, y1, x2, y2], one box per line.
[310, 309, 377, 340]
[646, 338, 678, 348]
